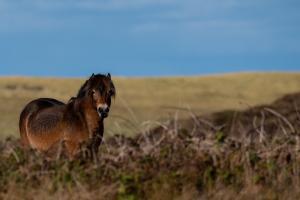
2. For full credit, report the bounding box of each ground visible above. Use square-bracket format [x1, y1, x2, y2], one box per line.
[0, 72, 299, 199]
[0, 91, 300, 199]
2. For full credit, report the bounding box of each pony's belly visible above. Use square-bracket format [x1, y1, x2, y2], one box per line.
[28, 130, 63, 151]
[64, 129, 90, 142]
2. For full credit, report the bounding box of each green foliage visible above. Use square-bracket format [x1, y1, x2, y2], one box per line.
[219, 170, 235, 185]
[203, 166, 217, 189]
[118, 174, 141, 200]
[249, 151, 261, 167]
[266, 160, 277, 173]
[216, 131, 226, 143]
[253, 174, 265, 184]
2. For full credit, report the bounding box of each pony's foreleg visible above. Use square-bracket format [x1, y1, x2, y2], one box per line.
[89, 132, 103, 160]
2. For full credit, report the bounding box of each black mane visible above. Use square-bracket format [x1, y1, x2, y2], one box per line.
[76, 74, 108, 98]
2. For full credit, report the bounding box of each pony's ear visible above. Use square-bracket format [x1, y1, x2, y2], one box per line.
[90, 73, 95, 79]
[107, 73, 111, 79]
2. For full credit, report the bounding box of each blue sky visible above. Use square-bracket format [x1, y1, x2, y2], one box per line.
[0, 0, 299, 77]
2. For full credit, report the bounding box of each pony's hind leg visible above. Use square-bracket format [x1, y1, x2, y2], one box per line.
[64, 140, 81, 159]
[44, 139, 67, 160]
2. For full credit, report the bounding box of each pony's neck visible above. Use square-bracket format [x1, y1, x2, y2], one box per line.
[77, 97, 103, 135]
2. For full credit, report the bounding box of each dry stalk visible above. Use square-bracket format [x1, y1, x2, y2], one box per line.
[264, 108, 295, 133]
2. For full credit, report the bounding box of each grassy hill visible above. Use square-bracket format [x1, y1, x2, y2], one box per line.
[0, 72, 299, 139]
[0, 90, 300, 199]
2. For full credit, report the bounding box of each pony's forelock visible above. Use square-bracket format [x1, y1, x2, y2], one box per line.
[76, 73, 113, 98]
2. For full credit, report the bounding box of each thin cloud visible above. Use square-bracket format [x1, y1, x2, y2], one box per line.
[0, 0, 175, 11]
[0, 0, 299, 55]
[76, 0, 175, 10]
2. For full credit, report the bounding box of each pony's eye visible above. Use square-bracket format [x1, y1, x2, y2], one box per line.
[108, 89, 114, 96]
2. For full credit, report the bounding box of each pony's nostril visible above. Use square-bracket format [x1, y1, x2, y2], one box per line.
[97, 107, 109, 114]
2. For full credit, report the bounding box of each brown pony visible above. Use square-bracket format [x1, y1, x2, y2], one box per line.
[19, 73, 115, 159]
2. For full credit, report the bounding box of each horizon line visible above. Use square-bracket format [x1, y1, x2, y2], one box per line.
[0, 71, 299, 79]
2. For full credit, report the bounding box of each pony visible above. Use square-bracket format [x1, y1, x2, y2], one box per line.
[19, 73, 116, 159]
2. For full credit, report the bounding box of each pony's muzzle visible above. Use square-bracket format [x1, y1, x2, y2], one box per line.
[97, 105, 110, 118]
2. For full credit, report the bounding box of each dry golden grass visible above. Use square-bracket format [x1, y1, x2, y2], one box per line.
[0, 91, 300, 199]
[0, 72, 299, 139]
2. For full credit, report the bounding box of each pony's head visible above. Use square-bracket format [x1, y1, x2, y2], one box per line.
[77, 73, 116, 119]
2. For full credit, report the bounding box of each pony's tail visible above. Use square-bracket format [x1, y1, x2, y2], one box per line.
[19, 106, 32, 148]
